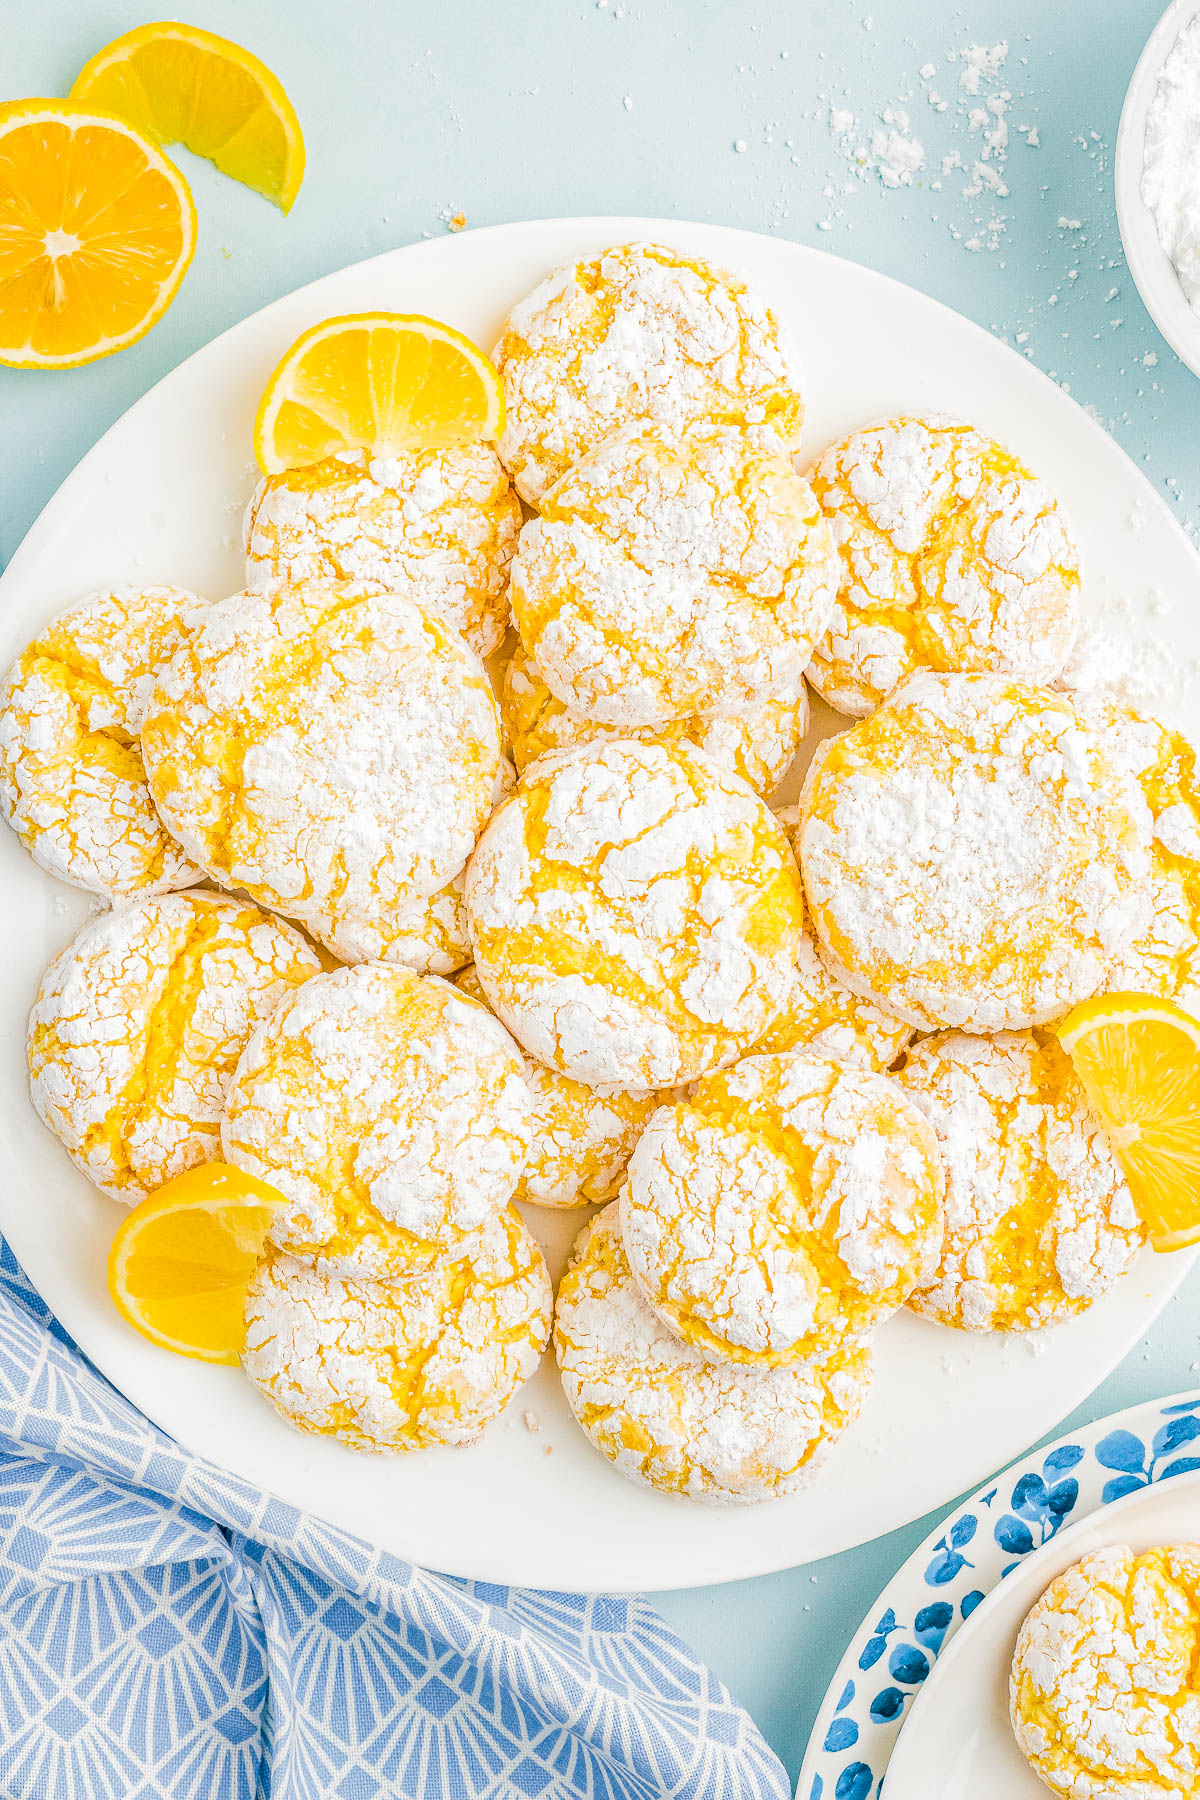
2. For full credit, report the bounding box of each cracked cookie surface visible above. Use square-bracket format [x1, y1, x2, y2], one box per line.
[1010, 1544, 1200, 1798]
[510, 420, 837, 728]
[807, 415, 1081, 716]
[244, 444, 520, 659]
[0, 584, 208, 897]
[243, 1207, 551, 1452]
[898, 1029, 1144, 1331]
[141, 579, 503, 964]
[554, 1204, 872, 1504]
[464, 739, 806, 1088]
[28, 889, 321, 1203]
[494, 240, 805, 505]
[620, 1052, 944, 1366]
[223, 963, 532, 1276]
[798, 670, 1153, 1032]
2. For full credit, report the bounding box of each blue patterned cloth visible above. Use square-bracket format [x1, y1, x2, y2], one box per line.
[0, 1241, 788, 1800]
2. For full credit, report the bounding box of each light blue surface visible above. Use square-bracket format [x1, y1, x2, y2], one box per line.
[2, 2, 1199, 1788]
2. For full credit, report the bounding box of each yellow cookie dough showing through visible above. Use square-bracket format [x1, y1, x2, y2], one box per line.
[28, 889, 322, 1204]
[807, 415, 1081, 717]
[898, 1030, 1145, 1332]
[456, 964, 660, 1209]
[1010, 1544, 1200, 1798]
[464, 739, 807, 1088]
[1080, 696, 1200, 1009]
[494, 239, 805, 506]
[798, 670, 1154, 1032]
[243, 1207, 552, 1453]
[0, 584, 208, 897]
[223, 963, 533, 1276]
[620, 1052, 944, 1366]
[500, 638, 809, 798]
[141, 579, 503, 965]
[243, 444, 521, 660]
[510, 420, 838, 728]
[554, 1205, 873, 1505]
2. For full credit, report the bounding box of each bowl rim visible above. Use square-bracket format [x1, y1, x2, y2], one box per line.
[1115, 0, 1200, 377]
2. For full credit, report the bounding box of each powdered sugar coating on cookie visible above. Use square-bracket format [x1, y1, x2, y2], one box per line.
[456, 964, 659, 1208]
[621, 1053, 943, 1366]
[554, 1205, 872, 1505]
[495, 240, 805, 505]
[808, 415, 1081, 716]
[464, 739, 806, 1088]
[1077, 697, 1200, 1011]
[243, 1208, 551, 1452]
[28, 889, 321, 1203]
[1010, 1543, 1200, 1798]
[511, 421, 837, 727]
[501, 637, 809, 798]
[0, 585, 208, 897]
[798, 670, 1153, 1032]
[898, 1030, 1144, 1332]
[243, 445, 521, 659]
[223, 963, 532, 1276]
[141, 581, 502, 961]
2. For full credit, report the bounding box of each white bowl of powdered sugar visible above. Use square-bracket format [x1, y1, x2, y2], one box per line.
[1117, 0, 1200, 376]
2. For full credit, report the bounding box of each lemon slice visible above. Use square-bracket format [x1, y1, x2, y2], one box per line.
[0, 98, 195, 369]
[71, 21, 304, 213]
[108, 1163, 285, 1363]
[253, 312, 505, 475]
[1056, 991, 1200, 1252]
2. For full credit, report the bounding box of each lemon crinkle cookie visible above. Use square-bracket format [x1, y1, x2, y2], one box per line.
[554, 1205, 872, 1505]
[243, 444, 521, 659]
[141, 580, 502, 965]
[1080, 696, 1200, 1008]
[798, 670, 1153, 1033]
[464, 739, 806, 1088]
[807, 415, 1081, 716]
[243, 1208, 551, 1453]
[898, 1030, 1144, 1332]
[511, 421, 837, 728]
[754, 807, 913, 1070]
[223, 963, 532, 1275]
[621, 1053, 943, 1366]
[456, 964, 659, 1208]
[494, 240, 805, 505]
[500, 638, 809, 797]
[0, 584, 208, 896]
[1010, 1544, 1200, 1799]
[28, 890, 321, 1204]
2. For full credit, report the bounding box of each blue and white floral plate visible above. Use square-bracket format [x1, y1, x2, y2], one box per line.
[798, 1389, 1200, 1799]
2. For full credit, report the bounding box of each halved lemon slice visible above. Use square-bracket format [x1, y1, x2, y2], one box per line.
[253, 312, 505, 475]
[71, 21, 304, 214]
[1057, 992, 1200, 1252]
[0, 98, 196, 369]
[108, 1163, 285, 1363]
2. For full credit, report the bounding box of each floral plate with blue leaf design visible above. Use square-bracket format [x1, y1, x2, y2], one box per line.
[798, 1390, 1200, 1799]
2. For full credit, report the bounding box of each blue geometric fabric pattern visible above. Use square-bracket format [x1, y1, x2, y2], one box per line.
[0, 1241, 788, 1800]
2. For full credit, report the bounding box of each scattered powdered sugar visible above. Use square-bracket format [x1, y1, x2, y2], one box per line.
[899, 1031, 1143, 1332]
[28, 890, 321, 1203]
[510, 420, 838, 728]
[619, 1053, 943, 1364]
[243, 1211, 551, 1452]
[1011, 1545, 1200, 1791]
[494, 241, 805, 504]
[553, 1205, 873, 1505]
[464, 740, 805, 1088]
[224, 963, 533, 1273]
